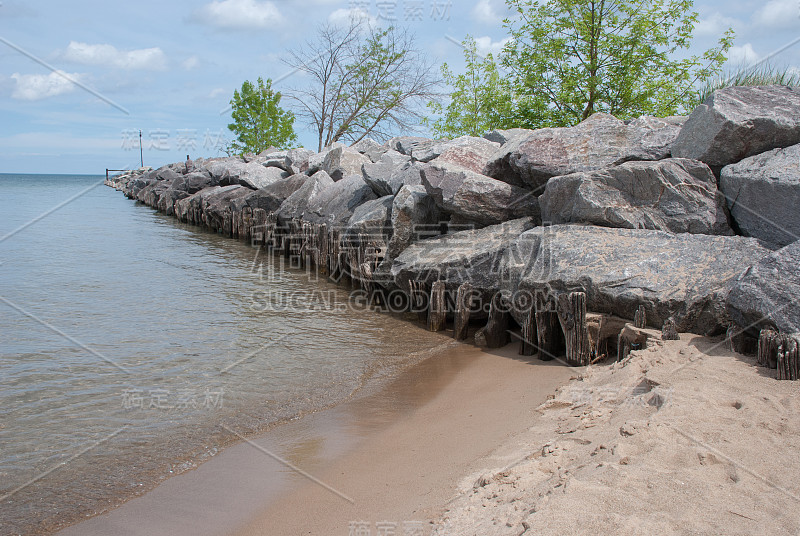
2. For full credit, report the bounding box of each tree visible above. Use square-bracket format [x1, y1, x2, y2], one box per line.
[227, 77, 297, 154]
[285, 20, 440, 151]
[501, 0, 734, 128]
[427, 36, 517, 138]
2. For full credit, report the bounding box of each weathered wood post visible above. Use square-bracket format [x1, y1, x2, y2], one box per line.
[557, 292, 590, 366]
[535, 292, 561, 361]
[409, 280, 429, 322]
[757, 329, 779, 368]
[662, 317, 680, 340]
[475, 292, 510, 348]
[453, 282, 473, 341]
[519, 307, 537, 356]
[634, 305, 646, 329]
[428, 281, 447, 332]
[776, 334, 799, 380]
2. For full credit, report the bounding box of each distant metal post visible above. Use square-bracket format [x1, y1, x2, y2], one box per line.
[139, 130, 143, 167]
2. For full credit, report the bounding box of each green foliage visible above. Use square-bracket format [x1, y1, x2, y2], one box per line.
[227, 77, 297, 154]
[426, 37, 517, 138]
[698, 63, 800, 104]
[496, 0, 733, 128]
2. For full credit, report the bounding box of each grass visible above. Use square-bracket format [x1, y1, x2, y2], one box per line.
[697, 63, 800, 104]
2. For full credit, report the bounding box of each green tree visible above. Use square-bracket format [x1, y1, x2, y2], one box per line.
[227, 77, 297, 154]
[501, 0, 734, 128]
[426, 37, 517, 138]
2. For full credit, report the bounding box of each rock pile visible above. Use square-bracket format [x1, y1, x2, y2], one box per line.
[107, 85, 800, 377]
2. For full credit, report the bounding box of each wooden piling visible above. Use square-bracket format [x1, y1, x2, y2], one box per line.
[557, 292, 590, 366]
[453, 282, 473, 341]
[427, 281, 447, 332]
[475, 293, 510, 348]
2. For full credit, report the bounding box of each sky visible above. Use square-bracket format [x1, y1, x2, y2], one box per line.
[0, 0, 798, 174]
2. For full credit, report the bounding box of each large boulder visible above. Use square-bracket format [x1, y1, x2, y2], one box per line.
[483, 113, 681, 192]
[391, 218, 537, 297]
[351, 138, 386, 162]
[182, 171, 219, 194]
[727, 240, 800, 334]
[720, 143, 800, 247]
[361, 150, 413, 196]
[672, 85, 800, 169]
[243, 173, 310, 214]
[343, 195, 394, 253]
[387, 136, 431, 156]
[323, 146, 371, 181]
[378, 185, 442, 276]
[200, 185, 251, 232]
[204, 158, 288, 189]
[276, 171, 336, 222]
[540, 158, 732, 235]
[483, 128, 532, 145]
[505, 225, 770, 334]
[420, 161, 541, 227]
[297, 174, 378, 226]
[431, 136, 500, 173]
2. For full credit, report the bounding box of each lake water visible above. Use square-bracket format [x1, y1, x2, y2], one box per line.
[0, 174, 451, 535]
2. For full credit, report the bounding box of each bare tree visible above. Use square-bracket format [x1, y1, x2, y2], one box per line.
[284, 20, 440, 151]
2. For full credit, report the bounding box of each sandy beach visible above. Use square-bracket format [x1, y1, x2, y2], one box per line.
[58, 341, 573, 536]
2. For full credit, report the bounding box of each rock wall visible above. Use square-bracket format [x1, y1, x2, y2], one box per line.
[106, 85, 800, 373]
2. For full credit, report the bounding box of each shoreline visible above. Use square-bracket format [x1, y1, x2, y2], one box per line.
[57, 341, 574, 536]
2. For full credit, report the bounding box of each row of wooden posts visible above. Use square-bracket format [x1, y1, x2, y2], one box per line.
[242, 212, 799, 378]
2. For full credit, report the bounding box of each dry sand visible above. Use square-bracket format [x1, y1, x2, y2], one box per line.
[433, 335, 800, 536]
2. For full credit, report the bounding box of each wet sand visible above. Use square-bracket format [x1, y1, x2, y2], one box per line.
[58, 342, 573, 536]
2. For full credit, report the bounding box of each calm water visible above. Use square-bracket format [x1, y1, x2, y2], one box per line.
[0, 174, 450, 535]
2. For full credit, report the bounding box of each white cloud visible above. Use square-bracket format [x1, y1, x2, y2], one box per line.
[727, 43, 760, 66]
[62, 42, 167, 70]
[695, 12, 739, 37]
[194, 0, 284, 30]
[209, 88, 228, 98]
[327, 7, 377, 27]
[474, 36, 510, 57]
[11, 71, 81, 100]
[472, 0, 502, 24]
[182, 56, 200, 70]
[754, 0, 799, 29]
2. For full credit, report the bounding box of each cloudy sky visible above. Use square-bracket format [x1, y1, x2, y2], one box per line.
[1, 0, 798, 174]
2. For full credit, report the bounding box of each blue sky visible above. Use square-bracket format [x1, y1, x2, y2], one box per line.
[0, 0, 798, 174]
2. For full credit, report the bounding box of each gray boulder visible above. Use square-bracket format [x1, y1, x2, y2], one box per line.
[483, 128, 532, 145]
[484, 113, 681, 192]
[361, 150, 412, 196]
[390, 218, 537, 305]
[505, 225, 770, 334]
[379, 185, 442, 275]
[540, 158, 732, 235]
[276, 171, 336, 222]
[727, 240, 800, 334]
[311, 175, 378, 226]
[204, 158, 288, 189]
[182, 171, 218, 194]
[200, 185, 251, 232]
[420, 161, 541, 227]
[387, 136, 431, 156]
[323, 146, 372, 181]
[351, 138, 386, 162]
[720, 143, 800, 247]
[431, 136, 500, 173]
[243, 173, 310, 214]
[344, 195, 394, 245]
[672, 85, 800, 169]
